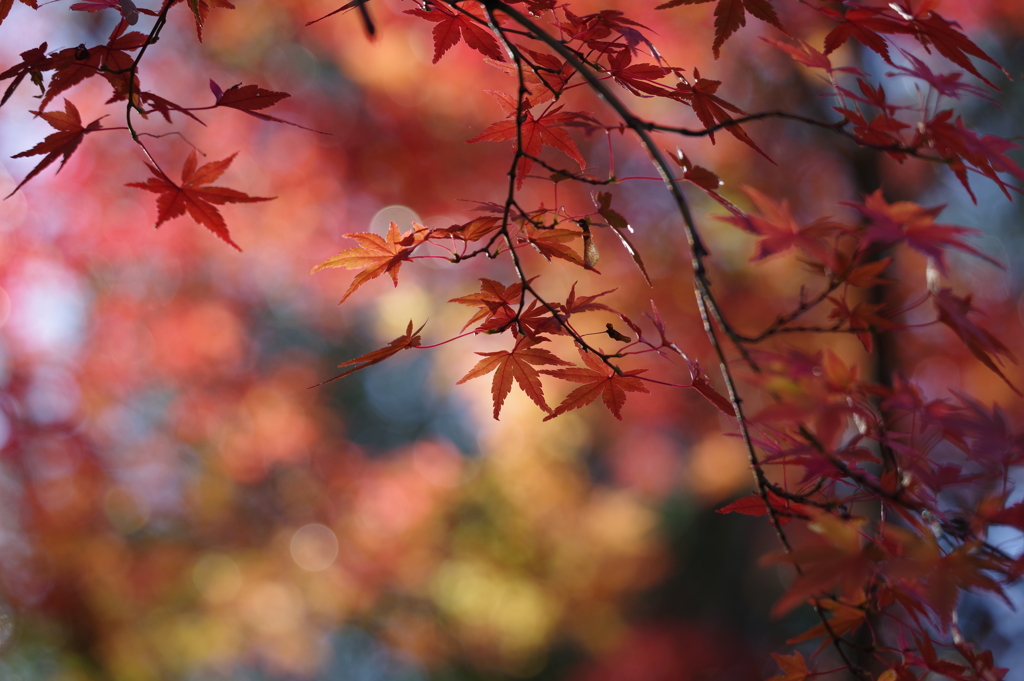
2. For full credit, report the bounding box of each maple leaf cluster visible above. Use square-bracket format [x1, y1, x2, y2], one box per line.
[1, 3, 301, 247]
[309, 1, 1022, 676]
[2, 0, 1023, 678]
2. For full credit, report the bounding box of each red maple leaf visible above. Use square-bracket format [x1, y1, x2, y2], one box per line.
[922, 112, 1024, 201]
[763, 37, 862, 75]
[946, 391, 1024, 467]
[886, 49, 992, 102]
[831, 100, 910, 156]
[906, 11, 1005, 90]
[827, 297, 900, 352]
[716, 491, 812, 525]
[314, 321, 425, 386]
[138, 90, 204, 124]
[821, 6, 906, 64]
[0, 42, 49, 107]
[0, 0, 36, 27]
[126, 151, 272, 251]
[847, 190, 1002, 273]
[605, 49, 673, 97]
[541, 345, 648, 420]
[457, 335, 572, 419]
[39, 29, 148, 111]
[99, 31, 153, 105]
[933, 288, 1020, 396]
[484, 47, 571, 106]
[656, 0, 785, 59]
[987, 500, 1024, 531]
[672, 69, 770, 160]
[514, 0, 556, 13]
[687, 359, 736, 416]
[7, 98, 103, 197]
[211, 81, 287, 112]
[718, 186, 844, 263]
[820, 3, 1004, 90]
[468, 98, 589, 188]
[306, 0, 376, 37]
[405, 4, 503, 64]
[183, 0, 235, 42]
[919, 545, 1009, 629]
[558, 8, 656, 55]
[312, 221, 430, 304]
[70, 0, 155, 25]
[208, 81, 317, 131]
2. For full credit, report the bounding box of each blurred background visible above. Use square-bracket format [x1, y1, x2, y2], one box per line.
[0, 1, 1023, 679]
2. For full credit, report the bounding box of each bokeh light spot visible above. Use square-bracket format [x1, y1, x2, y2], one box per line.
[192, 554, 242, 604]
[290, 523, 339, 572]
[370, 205, 421, 235]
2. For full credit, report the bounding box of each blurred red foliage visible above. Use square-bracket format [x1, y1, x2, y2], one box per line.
[0, 1, 1022, 680]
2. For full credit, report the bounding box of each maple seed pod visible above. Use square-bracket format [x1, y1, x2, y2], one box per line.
[582, 223, 599, 270]
[605, 323, 631, 343]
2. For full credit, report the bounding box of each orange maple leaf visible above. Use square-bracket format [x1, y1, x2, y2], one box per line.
[8, 99, 104, 197]
[768, 651, 812, 681]
[449, 278, 526, 333]
[788, 597, 867, 652]
[314, 320, 425, 387]
[437, 216, 501, 242]
[313, 221, 430, 304]
[561, 282, 615, 317]
[457, 335, 572, 419]
[519, 222, 586, 267]
[541, 345, 648, 421]
[449, 278, 568, 337]
[843, 256, 892, 288]
[762, 512, 875, 617]
[127, 151, 271, 251]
